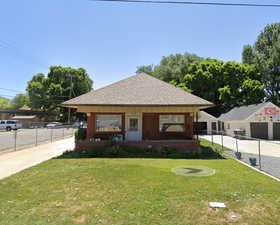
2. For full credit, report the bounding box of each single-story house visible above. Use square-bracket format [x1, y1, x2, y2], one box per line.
[194, 111, 219, 134]
[11, 115, 39, 128]
[0, 107, 45, 122]
[219, 102, 280, 139]
[62, 73, 213, 150]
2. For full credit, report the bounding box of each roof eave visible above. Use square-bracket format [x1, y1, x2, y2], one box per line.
[61, 103, 214, 108]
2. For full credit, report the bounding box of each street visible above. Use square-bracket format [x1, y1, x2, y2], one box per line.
[0, 127, 74, 152]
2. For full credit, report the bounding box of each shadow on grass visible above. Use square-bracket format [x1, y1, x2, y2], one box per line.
[57, 143, 225, 160]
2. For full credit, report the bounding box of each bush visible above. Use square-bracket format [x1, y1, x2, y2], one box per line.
[60, 143, 223, 159]
[74, 128, 87, 141]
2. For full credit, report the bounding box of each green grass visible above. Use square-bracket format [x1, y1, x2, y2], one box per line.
[200, 137, 233, 153]
[0, 148, 280, 224]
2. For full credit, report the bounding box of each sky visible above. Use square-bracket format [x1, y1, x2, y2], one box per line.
[0, 0, 279, 98]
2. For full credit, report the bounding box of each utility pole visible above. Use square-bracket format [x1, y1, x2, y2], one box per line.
[68, 73, 73, 124]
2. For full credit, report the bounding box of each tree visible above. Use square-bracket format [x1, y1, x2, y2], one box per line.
[10, 94, 30, 109]
[179, 59, 265, 114]
[136, 65, 154, 74]
[242, 45, 255, 65]
[243, 23, 280, 104]
[153, 53, 203, 82]
[27, 66, 93, 121]
[0, 97, 12, 109]
[137, 53, 203, 82]
[26, 73, 48, 110]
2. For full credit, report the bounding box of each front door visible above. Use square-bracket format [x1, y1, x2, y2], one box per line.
[127, 116, 141, 141]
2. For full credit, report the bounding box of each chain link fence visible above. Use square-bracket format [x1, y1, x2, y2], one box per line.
[198, 130, 280, 179]
[0, 122, 76, 153]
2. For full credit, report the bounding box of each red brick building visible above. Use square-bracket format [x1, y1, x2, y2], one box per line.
[62, 73, 213, 150]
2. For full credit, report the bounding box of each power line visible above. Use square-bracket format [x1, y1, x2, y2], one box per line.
[89, 0, 280, 7]
[0, 87, 25, 93]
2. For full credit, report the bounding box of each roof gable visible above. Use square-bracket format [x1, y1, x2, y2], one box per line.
[199, 111, 218, 121]
[62, 73, 213, 107]
[219, 102, 273, 121]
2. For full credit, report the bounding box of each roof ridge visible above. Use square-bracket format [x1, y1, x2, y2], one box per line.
[62, 72, 213, 107]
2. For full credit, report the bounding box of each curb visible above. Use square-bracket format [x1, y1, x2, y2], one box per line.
[231, 157, 280, 182]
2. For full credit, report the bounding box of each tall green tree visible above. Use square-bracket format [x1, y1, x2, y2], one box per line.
[10, 94, 30, 109]
[136, 65, 154, 74]
[27, 66, 93, 121]
[242, 23, 280, 103]
[181, 59, 264, 113]
[242, 45, 255, 65]
[0, 97, 12, 109]
[137, 53, 203, 82]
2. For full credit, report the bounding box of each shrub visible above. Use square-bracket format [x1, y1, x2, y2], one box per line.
[60, 143, 223, 159]
[74, 128, 87, 141]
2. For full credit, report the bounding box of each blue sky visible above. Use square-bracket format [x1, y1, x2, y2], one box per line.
[0, 0, 279, 97]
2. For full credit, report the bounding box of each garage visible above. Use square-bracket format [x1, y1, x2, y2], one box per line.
[273, 123, 280, 140]
[250, 122, 268, 139]
[194, 122, 207, 134]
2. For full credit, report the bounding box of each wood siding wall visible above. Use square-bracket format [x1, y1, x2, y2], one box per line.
[142, 113, 193, 140]
[78, 106, 200, 113]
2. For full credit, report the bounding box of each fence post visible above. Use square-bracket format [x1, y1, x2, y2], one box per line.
[211, 130, 214, 146]
[258, 139, 261, 170]
[235, 136, 239, 152]
[14, 130, 17, 151]
[35, 127, 38, 146]
[221, 131, 224, 151]
[51, 128, 53, 142]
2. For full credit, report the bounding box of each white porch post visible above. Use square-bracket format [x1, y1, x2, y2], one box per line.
[268, 122, 273, 140]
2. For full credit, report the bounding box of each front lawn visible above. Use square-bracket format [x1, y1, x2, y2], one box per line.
[0, 157, 280, 224]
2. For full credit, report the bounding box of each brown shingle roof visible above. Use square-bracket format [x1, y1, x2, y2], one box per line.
[62, 73, 213, 107]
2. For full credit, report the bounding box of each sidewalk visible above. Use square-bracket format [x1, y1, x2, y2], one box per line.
[0, 137, 74, 180]
[201, 135, 280, 157]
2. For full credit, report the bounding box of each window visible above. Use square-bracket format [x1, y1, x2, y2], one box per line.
[7, 121, 16, 124]
[0, 121, 5, 124]
[159, 115, 185, 132]
[129, 118, 138, 131]
[222, 122, 225, 131]
[96, 115, 122, 132]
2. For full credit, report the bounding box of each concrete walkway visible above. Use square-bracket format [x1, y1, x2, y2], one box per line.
[201, 135, 280, 157]
[0, 137, 74, 180]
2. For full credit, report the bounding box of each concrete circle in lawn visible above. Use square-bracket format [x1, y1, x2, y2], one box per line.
[171, 166, 215, 177]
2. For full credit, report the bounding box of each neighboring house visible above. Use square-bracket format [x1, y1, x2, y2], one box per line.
[62, 73, 213, 150]
[194, 111, 219, 134]
[219, 102, 280, 140]
[11, 115, 39, 128]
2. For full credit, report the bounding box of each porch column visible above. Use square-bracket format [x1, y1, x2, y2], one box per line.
[186, 113, 194, 138]
[86, 113, 94, 140]
[268, 122, 273, 140]
[122, 113, 125, 140]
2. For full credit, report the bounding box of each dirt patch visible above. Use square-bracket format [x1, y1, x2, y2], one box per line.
[171, 166, 215, 177]
[73, 214, 87, 224]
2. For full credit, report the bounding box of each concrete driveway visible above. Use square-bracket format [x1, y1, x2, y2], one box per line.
[0, 137, 74, 180]
[201, 135, 280, 178]
[202, 135, 280, 157]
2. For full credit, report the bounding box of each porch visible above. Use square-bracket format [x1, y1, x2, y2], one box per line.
[85, 112, 196, 141]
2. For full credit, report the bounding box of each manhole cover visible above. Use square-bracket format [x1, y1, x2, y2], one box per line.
[171, 166, 215, 177]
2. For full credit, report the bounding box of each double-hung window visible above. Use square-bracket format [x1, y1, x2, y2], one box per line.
[96, 115, 122, 132]
[159, 115, 185, 132]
